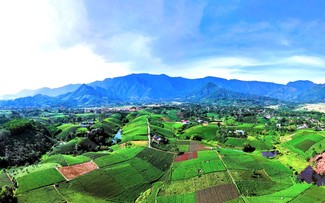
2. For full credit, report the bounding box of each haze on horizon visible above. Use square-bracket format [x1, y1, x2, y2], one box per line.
[1, 0, 325, 96]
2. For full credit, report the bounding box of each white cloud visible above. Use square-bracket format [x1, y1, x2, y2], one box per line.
[0, 0, 131, 96]
[285, 55, 325, 66]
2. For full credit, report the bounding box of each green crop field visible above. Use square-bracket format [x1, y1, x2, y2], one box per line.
[225, 137, 247, 147]
[290, 186, 325, 203]
[122, 115, 148, 141]
[127, 157, 164, 181]
[172, 150, 225, 181]
[16, 168, 65, 194]
[246, 183, 311, 203]
[94, 147, 144, 167]
[136, 148, 174, 171]
[150, 124, 174, 137]
[56, 123, 80, 141]
[41, 154, 91, 166]
[157, 192, 196, 203]
[105, 162, 147, 187]
[181, 124, 218, 140]
[283, 131, 324, 157]
[160, 172, 230, 196]
[17, 186, 65, 203]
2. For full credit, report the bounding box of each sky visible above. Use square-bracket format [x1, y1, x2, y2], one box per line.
[1, 0, 325, 96]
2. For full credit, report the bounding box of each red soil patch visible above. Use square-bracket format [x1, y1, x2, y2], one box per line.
[311, 152, 325, 175]
[57, 161, 99, 181]
[174, 152, 198, 162]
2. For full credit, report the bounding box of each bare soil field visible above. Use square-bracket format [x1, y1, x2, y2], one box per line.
[174, 152, 198, 162]
[296, 103, 325, 113]
[57, 161, 99, 181]
[195, 184, 240, 203]
[189, 142, 208, 152]
[311, 152, 325, 175]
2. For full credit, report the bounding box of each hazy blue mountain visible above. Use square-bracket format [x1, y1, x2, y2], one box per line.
[0, 73, 324, 107]
[186, 82, 279, 105]
[0, 94, 57, 107]
[0, 84, 81, 100]
[58, 84, 119, 107]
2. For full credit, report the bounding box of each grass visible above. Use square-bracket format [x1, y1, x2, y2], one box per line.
[177, 144, 189, 152]
[0, 172, 13, 187]
[16, 168, 65, 194]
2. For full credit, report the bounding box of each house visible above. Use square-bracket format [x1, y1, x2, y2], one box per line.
[152, 135, 164, 144]
[234, 130, 245, 136]
[297, 124, 308, 130]
[181, 120, 190, 124]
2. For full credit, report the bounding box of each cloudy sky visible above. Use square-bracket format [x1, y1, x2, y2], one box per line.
[1, 0, 325, 96]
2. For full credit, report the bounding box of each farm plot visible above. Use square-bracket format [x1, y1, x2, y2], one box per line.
[181, 125, 218, 141]
[94, 146, 144, 167]
[104, 162, 147, 187]
[157, 192, 196, 203]
[16, 168, 65, 194]
[57, 161, 98, 181]
[136, 148, 174, 172]
[174, 152, 198, 162]
[17, 185, 65, 203]
[283, 131, 324, 157]
[159, 172, 231, 196]
[41, 154, 91, 166]
[246, 183, 311, 203]
[172, 151, 225, 181]
[189, 141, 208, 152]
[58, 169, 125, 201]
[126, 157, 164, 181]
[225, 138, 247, 148]
[290, 185, 325, 203]
[195, 184, 240, 203]
[122, 115, 148, 142]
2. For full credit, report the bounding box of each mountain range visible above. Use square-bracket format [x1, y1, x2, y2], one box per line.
[0, 73, 324, 107]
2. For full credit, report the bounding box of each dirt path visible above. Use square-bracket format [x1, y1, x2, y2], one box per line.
[147, 118, 152, 148]
[53, 185, 70, 203]
[214, 150, 248, 203]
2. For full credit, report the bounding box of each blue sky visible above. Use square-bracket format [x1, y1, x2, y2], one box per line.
[0, 0, 325, 96]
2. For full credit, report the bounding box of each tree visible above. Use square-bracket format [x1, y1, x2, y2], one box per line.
[0, 186, 17, 203]
[243, 143, 255, 152]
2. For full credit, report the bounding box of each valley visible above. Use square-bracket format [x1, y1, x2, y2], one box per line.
[0, 103, 324, 202]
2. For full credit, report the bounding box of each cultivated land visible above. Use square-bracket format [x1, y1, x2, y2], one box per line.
[0, 104, 324, 202]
